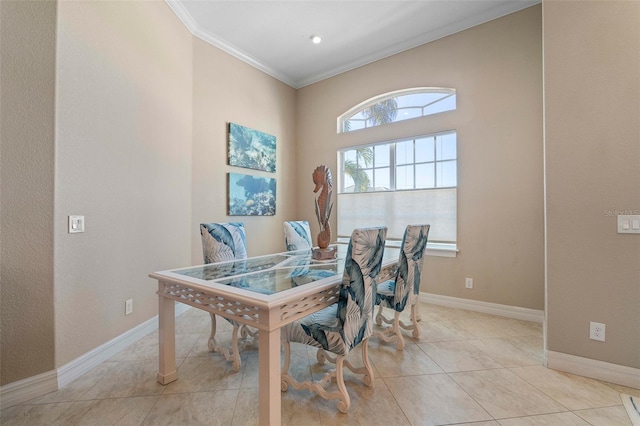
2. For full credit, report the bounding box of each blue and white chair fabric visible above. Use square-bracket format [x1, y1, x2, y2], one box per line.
[374, 224, 429, 350]
[200, 222, 253, 371]
[283, 220, 313, 252]
[281, 226, 387, 413]
[201, 222, 247, 264]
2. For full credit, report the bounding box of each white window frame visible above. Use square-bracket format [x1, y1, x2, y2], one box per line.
[337, 133, 458, 257]
[338, 87, 456, 133]
[338, 132, 457, 193]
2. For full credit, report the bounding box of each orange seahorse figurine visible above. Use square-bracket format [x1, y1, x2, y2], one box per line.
[312, 165, 334, 249]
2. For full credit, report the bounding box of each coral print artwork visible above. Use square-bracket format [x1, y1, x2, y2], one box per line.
[228, 122, 276, 173]
[228, 173, 276, 216]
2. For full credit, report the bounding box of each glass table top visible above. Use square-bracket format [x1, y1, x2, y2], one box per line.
[168, 244, 398, 296]
[175, 254, 293, 281]
[216, 264, 342, 295]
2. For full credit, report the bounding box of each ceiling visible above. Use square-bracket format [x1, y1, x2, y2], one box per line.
[167, 0, 539, 89]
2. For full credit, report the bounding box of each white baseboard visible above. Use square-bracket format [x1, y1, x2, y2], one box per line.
[0, 369, 58, 410]
[0, 303, 191, 410]
[547, 350, 640, 389]
[421, 293, 639, 389]
[57, 316, 158, 388]
[420, 292, 545, 323]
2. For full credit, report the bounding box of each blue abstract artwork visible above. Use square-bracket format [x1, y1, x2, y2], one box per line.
[228, 173, 276, 216]
[228, 123, 276, 172]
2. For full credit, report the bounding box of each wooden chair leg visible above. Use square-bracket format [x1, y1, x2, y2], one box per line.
[281, 350, 347, 412]
[393, 311, 405, 351]
[397, 304, 420, 339]
[375, 304, 384, 326]
[207, 312, 218, 352]
[209, 315, 241, 372]
[360, 338, 374, 386]
[334, 356, 351, 413]
[410, 304, 420, 338]
[414, 301, 422, 323]
[229, 324, 241, 372]
[281, 342, 291, 392]
[374, 308, 405, 350]
[239, 324, 259, 339]
[283, 342, 378, 413]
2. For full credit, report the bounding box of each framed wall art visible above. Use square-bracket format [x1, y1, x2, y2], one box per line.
[228, 122, 276, 172]
[228, 172, 276, 216]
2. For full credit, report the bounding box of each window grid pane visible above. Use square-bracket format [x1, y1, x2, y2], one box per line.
[339, 131, 456, 193]
[374, 144, 390, 167]
[374, 167, 390, 190]
[415, 163, 435, 188]
[436, 160, 457, 188]
[415, 137, 435, 163]
[396, 140, 413, 165]
[396, 165, 414, 190]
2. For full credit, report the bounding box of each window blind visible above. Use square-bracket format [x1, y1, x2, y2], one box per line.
[337, 188, 457, 242]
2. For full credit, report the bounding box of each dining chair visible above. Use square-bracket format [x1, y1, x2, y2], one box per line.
[281, 226, 387, 413]
[283, 220, 313, 251]
[200, 222, 255, 371]
[374, 224, 430, 350]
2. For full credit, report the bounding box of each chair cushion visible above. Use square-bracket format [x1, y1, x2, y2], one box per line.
[282, 304, 350, 355]
[375, 279, 396, 308]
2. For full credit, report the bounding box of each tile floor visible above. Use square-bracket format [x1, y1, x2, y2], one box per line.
[2, 303, 638, 425]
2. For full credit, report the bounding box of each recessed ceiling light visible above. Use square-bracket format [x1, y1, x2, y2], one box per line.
[309, 34, 322, 44]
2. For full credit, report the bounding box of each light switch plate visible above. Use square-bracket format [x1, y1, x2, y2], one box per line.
[617, 215, 640, 234]
[68, 215, 85, 233]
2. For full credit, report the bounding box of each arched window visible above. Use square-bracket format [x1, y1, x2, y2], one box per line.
[336, 88, 458, 256]
[338, 87, 456, 133]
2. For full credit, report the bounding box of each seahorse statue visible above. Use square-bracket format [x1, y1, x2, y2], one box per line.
[312, 165, 333, 249]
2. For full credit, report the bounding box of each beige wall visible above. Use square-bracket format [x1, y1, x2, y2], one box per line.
[1, 0, 57, 385]
[53, 1, 193, 366]
[296, 6, 544, 310]
[544, 0, 640, 369]
[191, 38, 298, 262]
[1, 0, 299, 386]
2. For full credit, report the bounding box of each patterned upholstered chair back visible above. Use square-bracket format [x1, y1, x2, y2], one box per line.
[339, 226, 387, 350]
[199, 222, 250, 372]
[293, 226, 387, 357]
[280, 226, 387, 413]
[200, 222, 247, 264]
[374, 224, 429, 351]
[283, 220, 313, 251]
[392, 224, 430, 311]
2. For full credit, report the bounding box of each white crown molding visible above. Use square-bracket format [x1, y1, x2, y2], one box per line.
[547, 350, 640, 389]
[166, 0, 540, 89]
[298, 0, 540, 88]
[420, 292, 544, 323]
[164, 0, 297, 88]
[0, 303, 191, 410]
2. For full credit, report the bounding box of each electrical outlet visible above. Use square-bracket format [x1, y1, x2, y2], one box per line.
[125, 299, 133, 315]
[589, 321, 605, 342]
[465, 277, 473, 289]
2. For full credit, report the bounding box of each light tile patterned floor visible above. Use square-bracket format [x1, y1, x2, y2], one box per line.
[2, 303, 638, 425]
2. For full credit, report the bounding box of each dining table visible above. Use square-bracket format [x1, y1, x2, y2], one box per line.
[149, 243, 400, 425]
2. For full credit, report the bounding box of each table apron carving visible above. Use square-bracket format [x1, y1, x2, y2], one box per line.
[157, 281, 343, 332]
